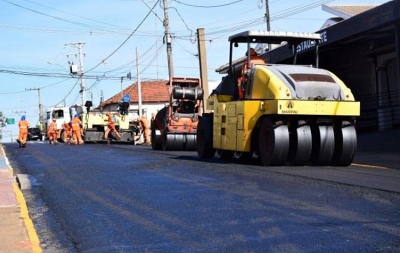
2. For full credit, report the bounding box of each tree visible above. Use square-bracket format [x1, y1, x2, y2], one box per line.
[0, 111, 4, 140]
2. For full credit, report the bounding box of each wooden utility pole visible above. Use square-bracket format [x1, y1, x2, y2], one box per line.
[196, 28, 210, 113]
[265, 0, 271, 51]
[163, 0, 174, 82]
[25, 88, 44, 131]
[136, 47, 143, 117]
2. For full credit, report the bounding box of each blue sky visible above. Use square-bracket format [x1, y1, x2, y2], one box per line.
[0, 0, 388, 142]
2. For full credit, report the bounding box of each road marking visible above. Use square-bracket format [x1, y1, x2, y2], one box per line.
[351, 163, 390, 170]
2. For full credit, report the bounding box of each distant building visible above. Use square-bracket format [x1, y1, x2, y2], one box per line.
[320, 4, 380, 29]
[100, 78, 223, 121]
[261, 1, 400, 132]
[100, 80, 169, 121]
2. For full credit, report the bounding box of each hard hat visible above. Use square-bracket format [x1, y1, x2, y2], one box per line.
[21, 115, 26, 120]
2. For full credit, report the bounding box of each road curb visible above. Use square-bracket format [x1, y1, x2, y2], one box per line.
[1, 145, 43, 253]
[13, 179, 42, 253]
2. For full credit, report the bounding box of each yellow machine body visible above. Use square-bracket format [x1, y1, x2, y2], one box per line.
[209, 64, 360, 153]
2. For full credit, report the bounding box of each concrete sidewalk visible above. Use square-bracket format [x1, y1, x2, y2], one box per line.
[0, 145, 42, 253]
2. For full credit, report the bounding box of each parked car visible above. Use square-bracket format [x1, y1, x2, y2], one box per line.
[27, 127, 43, 141]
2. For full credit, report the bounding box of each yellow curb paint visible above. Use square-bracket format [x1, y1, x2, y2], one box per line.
[13, 182, 43, 253]
[1, 145, 42, 252]
[351, 163, 390, 170]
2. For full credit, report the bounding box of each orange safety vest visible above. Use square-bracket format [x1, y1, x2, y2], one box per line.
[18, 120, 29, 131]
[71, 117, 81, 130]
[48, 121, 57, 133]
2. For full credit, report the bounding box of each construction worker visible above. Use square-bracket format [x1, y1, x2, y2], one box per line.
[238, 48, 266, 99]
[138, 115, 150, 145]
[62, 121, 72, 144]
[47, 118, 58, 144]
[71, 114, 84, 145]
[18, 115, 30, 148]
[104, 113, 121, 140]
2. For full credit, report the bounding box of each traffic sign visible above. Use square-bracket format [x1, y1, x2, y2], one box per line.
[6, 118, 15, 124]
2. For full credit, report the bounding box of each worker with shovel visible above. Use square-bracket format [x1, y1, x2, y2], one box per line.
[137, 115, 150, 145]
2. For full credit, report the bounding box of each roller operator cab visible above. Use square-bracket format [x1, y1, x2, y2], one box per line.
[196, 31, 360, 166]
[151, 77, 203, 151]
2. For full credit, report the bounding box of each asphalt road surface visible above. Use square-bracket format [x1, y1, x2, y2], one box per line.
[3, 137, 400, 253]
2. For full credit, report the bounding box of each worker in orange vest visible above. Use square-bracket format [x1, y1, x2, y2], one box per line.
[238, 48, 265, 99]
[104, 113, 121, 140]
[71, 114, 84, 145]
[18, 115, 30, 148]
[62, 121, 72, 144]
[47, 118, 58, 144]
[138, 115, 150, 145]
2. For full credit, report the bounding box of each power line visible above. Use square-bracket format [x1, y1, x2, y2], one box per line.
[0, 0, 118, 33]
[85, 0, 161, 73]
[0, 69, 121, 80]
[173, 0, 244, 8]
[20, 0, 131, 30]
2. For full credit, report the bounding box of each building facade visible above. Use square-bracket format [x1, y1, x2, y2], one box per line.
[262, 1, 400, 132]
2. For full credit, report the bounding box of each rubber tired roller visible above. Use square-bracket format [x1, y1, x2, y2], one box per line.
[196, 31, 360, 166]
[151, 77, 204, 151]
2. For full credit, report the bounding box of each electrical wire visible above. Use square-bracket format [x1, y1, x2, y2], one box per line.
[173, 0, 244, 8]
[0, 0, 120, 33]
[85, 0, 161, 73]
[20, 0, 132, 30]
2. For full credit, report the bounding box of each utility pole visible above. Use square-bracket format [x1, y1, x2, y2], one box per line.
[25, 88, 44, 131]
[197, 28, 209, 113]
[66, 41, 86, 105]
[265, 0, 271, 51]
[136, 47, 143, 117]
[163, 0, 174, 82]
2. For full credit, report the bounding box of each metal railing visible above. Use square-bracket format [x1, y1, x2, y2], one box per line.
[356, 91, 400, 132]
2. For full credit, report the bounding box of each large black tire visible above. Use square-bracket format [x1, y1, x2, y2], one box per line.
[332, 123, 357, 166]
[258, 117, 289, 166]
[151, 127, 162, 150]
[185, 134, 197, 151]
[310, 124, 335, 165]
[196, 115, 215, 158]
[287, 124, 312, 166]
[162, 130, 170, 151]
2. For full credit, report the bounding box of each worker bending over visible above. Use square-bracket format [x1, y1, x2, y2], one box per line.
[104, 113, 121, 140]
[138, 115, 150, 145]
[63, 121, 72, 144]
[47, 118, 58, 144]
[71, 114, 84, 145]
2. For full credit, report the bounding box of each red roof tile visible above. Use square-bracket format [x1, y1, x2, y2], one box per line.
[101, 80, 170, 106]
